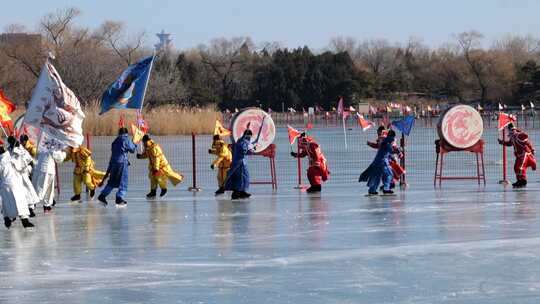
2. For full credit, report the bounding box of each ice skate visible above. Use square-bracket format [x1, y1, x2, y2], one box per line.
[214, 187, 225, 195]
[160, 188, 168, 198]
[98, 194, 108, 206]
[231, 191, 243, 200]
[513, 180, 527, 188]
[306, 185, 321, 193]
[115, 197, 127, 206]
[146, 189, 157, 199]
[43, 206, 53, 213]
[4, 217, 11, 229]
[29, 208, 36, 218]
[21, 218, 34, 229]
[89, 189, 96, 200]
[382, 189, 396, 196]
[70, 194, 81, 203]
[365, 191, 379, 197]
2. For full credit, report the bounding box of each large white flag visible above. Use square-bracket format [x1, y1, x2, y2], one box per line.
[24, 60, 85, 147]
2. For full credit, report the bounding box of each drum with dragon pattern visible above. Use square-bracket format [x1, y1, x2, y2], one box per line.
[230, 108, 276, 151]
[437, 105, 484, 149]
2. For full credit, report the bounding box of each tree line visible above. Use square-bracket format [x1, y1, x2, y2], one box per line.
[2, 7, 540, 111]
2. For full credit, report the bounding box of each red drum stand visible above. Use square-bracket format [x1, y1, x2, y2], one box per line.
[250, 144, 278, 190]
[434, 139, 486, 187]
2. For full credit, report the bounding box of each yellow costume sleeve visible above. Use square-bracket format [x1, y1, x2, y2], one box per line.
[149, 144, 162, 171]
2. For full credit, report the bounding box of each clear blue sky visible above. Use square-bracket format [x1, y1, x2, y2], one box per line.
[3, 0, 540, 50]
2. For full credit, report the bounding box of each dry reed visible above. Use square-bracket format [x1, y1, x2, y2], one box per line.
[82, 103, 220, 136]
[10, 104, 220, 136]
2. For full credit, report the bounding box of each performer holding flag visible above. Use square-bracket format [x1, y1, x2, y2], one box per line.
[98, 127, 137, 206]
[290, 133, 329, 193]
[366, 125, 405, 189]
[499, 123, 536, 188]
[359, 130, 402, 196]
[98, 55, 155, 204]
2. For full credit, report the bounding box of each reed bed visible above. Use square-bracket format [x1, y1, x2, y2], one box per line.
[82, 104, 220, 136]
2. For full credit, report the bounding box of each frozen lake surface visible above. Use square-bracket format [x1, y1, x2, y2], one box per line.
[2, 182, 540, 304]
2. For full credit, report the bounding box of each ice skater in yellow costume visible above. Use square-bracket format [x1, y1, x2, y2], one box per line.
[208, 135, 232, 195]
[19, 135, 37, 158]
[137, 135, 183, 199]
[65, 146, 105, 202]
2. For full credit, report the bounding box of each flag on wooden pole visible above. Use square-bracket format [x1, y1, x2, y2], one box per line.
[287, 125, 301, 145]
[356, 113, 374, 132]
[214, 120, 231, 137]
[498, 112, 516, 130]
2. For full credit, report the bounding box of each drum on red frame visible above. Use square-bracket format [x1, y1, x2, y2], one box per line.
[437, 104, 483, 149]
[230, 108, 276, 151]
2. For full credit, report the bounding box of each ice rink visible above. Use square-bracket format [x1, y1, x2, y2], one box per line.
[2, 181, 540, 304]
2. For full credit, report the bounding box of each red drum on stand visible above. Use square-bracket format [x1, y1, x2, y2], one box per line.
[437, 105, 483, 149]
[230, 108, 276, 151]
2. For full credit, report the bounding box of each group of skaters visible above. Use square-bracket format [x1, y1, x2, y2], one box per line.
[214, 122, 537, 199]
[0, 128, 184, 229]
[1, 120, 536, 229]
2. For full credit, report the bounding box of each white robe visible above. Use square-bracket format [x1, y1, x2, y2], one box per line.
[10, 146, 39, 207]
[0, 153, 30, 219]
[32, 150, 66, 207]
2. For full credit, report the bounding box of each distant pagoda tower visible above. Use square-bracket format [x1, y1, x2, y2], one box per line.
[155, 29, 172, 52]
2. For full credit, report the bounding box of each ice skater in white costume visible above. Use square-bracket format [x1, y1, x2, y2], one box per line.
[32, 147, 66, 213]
[7, 136, 39, 217]
[0, 144, 34, 229]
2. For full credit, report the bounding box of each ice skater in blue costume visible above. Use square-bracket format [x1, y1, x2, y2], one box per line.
[225, 129, 255, 200]
[98, 128, 137, 206]
[359, 129, 401, 196]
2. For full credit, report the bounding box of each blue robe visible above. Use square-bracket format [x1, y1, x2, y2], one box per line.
[225, 136, 252, 192]
[101, 134, 137, 199]
[359, 136, 396, 192]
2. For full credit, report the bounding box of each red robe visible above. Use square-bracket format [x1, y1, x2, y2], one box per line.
[297, 139, 329, 186]
[502, 129, 536, 180]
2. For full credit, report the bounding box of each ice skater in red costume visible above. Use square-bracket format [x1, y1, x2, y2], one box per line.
[367, 126, 405, 188]
[499, 123, 536, 188]
[290, 133, 329, 193]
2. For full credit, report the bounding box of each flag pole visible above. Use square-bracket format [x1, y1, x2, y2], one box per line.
[136, 51, 156, 152]
[140, 51, 156, 113]
[342, 115, 348, 150]
[0, 123, 9, 138]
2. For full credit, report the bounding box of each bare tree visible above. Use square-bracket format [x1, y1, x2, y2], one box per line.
[96, 20, 146, 66]
[198, 37, 254, 102]
[456, 31, 491, 103]
[328, 36, 357, 54]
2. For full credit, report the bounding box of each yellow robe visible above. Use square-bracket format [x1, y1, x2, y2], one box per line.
[140, 140, 183, 190]
[209, 139, 232, 188]
[65, 147, 105, 195]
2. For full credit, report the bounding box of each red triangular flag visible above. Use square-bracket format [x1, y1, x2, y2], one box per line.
[287, 125, 301, 145]
[498, 112, 516, 130]
[357, 113, 374, 132]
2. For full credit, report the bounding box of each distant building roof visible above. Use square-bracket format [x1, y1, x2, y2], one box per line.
[0, 33, 41, 48]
